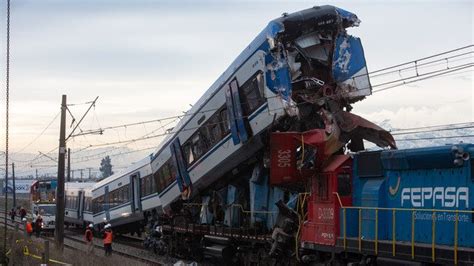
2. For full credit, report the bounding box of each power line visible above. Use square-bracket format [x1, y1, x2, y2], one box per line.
[366, 44, 473, 75]
[396, 134, 474, 141]
[391, 122, 474, 134]
[13, 45, 474, 167]
[21, 120, 474, 168]
[73, 60, 472, 150]
[369, 50, 472, 79]
[373, 63, 473, 93]
[390, 121, 474, 132]
[69, 46, 472, 140]
[11, 111, 61, 155]
[392, 125, 474, 136]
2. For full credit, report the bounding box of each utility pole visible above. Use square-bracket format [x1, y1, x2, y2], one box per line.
[80, 169, 83, 181]
[12, 163, 15, 208]
[2, 1, 11, 262]
[55, 95, 66, 251]
[67, 148, 71, 182]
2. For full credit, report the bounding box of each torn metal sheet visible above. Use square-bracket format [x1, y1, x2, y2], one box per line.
[332, 33, 371, 99]
[335, 111, 397, 149]
[262, 5, 395, 151]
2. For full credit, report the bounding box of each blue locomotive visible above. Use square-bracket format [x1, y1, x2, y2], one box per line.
[299, 143, 473, 265]
[345, 144, 473, 264]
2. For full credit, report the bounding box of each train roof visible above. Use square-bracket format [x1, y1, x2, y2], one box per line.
[65, 182, 96, 190]
[151, 5, 359, 162]
[380, 143, 474, 170]
[93, 155, 152, 190]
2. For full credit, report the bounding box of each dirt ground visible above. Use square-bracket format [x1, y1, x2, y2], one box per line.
[2, 227, 149, 266]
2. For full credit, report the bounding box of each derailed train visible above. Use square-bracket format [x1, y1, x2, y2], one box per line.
[63, 5, 473, 265]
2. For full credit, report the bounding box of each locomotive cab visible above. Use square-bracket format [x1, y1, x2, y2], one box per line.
[300, 155, 353, 247]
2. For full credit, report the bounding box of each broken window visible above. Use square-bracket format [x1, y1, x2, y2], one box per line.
[239, 72, 265, 116]
[220, 108, 230, 136]
[183, 142, 195, 165]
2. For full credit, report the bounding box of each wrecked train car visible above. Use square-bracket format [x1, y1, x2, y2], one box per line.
[152, 5, 395, 213]
[90, 5, 398, 263]
[139, 5, 396, 262]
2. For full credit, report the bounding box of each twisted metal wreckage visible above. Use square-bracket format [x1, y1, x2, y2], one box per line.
[145, 6, 397, 263]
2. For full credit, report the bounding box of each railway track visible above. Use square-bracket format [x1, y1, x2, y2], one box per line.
[0, 212, 168, 265]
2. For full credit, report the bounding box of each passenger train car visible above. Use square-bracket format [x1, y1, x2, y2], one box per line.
[77, 5, 472, 265]
[88, 3, 395, 235]
[64, 182, 95, 227]
[148, 4, 394, 213]
[91, 155, 159, 234]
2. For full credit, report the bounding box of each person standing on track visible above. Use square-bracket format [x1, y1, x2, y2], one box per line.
[9, 208, 15, 222]
[24, 218, 33, 237]
[19, 207, 26, 221]
[85, 223, 94, 254]
[102, 223, 113, 257]
[35, 213, 43, 237]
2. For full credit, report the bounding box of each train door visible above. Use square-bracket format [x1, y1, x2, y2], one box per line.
[104, 186, 110, 222]
[130, 173, 142, 212]
[78, 190, 84, 220]
[170, 138, 192, 199]
[225, 78, 249, 145]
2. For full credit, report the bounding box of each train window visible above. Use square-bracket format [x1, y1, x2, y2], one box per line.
[239, 72, 265, 116]
[191, 133, 203, 160]
[337, 173, 351, 196]
[151, 175, 156, 194]
[153, 160, 177, 194]
[141, 178, 146, 197]
[93, 195, 104, 213]
[72, 196, 77, 209]
[145, 176, 151, 195]
[220, 108, 230, 136]
[207, 115, 222, 145]
[143, 177, 148, 196]
[122, 184, 129, 202]
[154, 171, 162, 193]
[183, 143, 195, 165]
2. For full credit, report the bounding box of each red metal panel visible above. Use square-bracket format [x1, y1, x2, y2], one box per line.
[301, 156, 353, 247]
[270, 132, 299, 185]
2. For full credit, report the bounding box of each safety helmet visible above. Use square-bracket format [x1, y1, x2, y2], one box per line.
[104, 223, 111, 229]
[88, 223, 94, 228]
[22, 218, 27, 222]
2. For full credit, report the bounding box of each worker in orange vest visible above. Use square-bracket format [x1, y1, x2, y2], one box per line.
[24, 218, 33, 237]
[102, 223, 113, 256]
[85, 223, 94, 254]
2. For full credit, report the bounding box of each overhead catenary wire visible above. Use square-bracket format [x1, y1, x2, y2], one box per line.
[390, 121, 474, 132]
[391, 123, 474, 135]
[13, 45, 474, 170]
[369, 50, 473, 79]
[16, 61, 472, 169]
[3, 0, 10, 260]
[70, 63, 474, 150]
[396, 134, 474, 141]
[64, 45, 473, 138]
[11, 111, 61, 155]
[361, 44, 473, 76]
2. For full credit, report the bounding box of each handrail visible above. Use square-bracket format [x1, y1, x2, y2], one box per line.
[333, 192, 469, 264]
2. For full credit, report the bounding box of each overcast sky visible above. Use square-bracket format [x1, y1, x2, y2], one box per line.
[0, 0, 472, 175]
